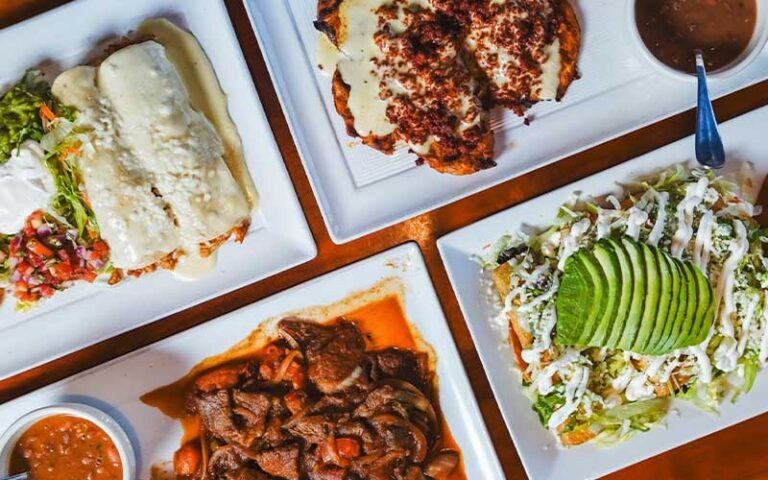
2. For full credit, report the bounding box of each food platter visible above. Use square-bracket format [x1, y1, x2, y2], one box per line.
[0, 0, 315, 379]
[438, 105, 768, 480]
[4, 0, 768, 478]
[245, 0, 768, 242]
[0, 243, 504, 480]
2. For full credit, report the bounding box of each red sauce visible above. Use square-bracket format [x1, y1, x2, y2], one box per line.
[9, 415, 122, 480]
[635, 0, 757, 73]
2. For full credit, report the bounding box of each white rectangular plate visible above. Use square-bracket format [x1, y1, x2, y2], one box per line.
[437, 105, 768, 480]
[0, 243, 503, 480]
[244, 0, 768, 243]
[0, 0, 316, 379]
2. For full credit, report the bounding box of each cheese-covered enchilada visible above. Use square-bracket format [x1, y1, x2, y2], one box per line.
[52, 41, 250, 271]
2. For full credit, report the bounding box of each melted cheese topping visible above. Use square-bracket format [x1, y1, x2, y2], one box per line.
[52, 41, 250, 270]
[335, 0, 400, 137]
[0, 141, 55, 234]
[98, 42, 249, 247]
[323, 0, 485, 154]
[136, 19, 258, 212]
[52, 66, 179, 269]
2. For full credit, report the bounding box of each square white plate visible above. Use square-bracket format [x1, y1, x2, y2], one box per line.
[244, 0, 768, 243]
[438, 105, 768, 480]
[0, 0, 316, 379]
[0, 243, 503, 480]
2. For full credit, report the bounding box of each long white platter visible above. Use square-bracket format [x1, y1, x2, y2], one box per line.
[437, 105, 768, 480]
[244, 0, 768, 243]
[0, 0, 316, 379]
[0, 243, 503, 480]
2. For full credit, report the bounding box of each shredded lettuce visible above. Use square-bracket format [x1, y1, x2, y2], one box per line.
[732, 352, 759, 403]
[593, 398, 670, 445]
[532, 392, 566, 426]
[0, 71, 74, 164]
[43, 143, 98, 240]
[0, 234, 10, 281]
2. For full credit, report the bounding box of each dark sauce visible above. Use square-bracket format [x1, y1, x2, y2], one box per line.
[635, 0, 757, 73]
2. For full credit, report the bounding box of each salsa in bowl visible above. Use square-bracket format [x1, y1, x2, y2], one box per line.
[0, 403, 135, 480]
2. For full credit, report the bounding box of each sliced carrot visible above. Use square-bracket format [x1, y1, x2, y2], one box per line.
[39, 103, 57, 122]
[59, 145, 81, 158]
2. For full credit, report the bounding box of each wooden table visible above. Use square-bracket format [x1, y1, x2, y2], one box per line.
[2, 1, 768, 479]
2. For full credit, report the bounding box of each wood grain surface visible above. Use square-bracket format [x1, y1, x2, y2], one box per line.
[2, 1, 768, 479]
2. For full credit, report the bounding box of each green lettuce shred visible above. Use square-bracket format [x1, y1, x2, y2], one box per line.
[44, 141, 98, 239]
[532, 392, 566, 426]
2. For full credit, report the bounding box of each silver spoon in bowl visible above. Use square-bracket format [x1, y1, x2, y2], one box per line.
[694, 49, 725, 169]
[0, 473, 29, 480]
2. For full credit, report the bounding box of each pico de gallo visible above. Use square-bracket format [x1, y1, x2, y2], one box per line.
[7, 211, 109, 308]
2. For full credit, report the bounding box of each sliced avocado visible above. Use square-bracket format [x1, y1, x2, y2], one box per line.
[686, 263, 715, 345]
[617, 237, 646, 350]
[574, 251, 609, 346]
[554, 236, 716, 354]
[653, 256, 683, 354]
[589, 240, 622, 345]
[555, 254, 596, 345]
[646, 249, 676, 354]
[604, 238, 634, 348]
[632, 242, 661, 353]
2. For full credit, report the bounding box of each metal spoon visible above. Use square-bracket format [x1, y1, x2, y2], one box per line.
[0, 473, 29, 480]
[694, 49, 725, 169]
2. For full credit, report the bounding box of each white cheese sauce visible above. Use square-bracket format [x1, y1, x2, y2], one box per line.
[548, 364, 589, 431]
[648, 191, 669, 246]
[625, 207, 649, 241]
[558, 218, 591, 271]
[693, 210, 715, 275]
[759, 290, 768, 366]
[670, 177, 708, 258]
[714, 220, 748, 338]
[0, 141, 55, 234]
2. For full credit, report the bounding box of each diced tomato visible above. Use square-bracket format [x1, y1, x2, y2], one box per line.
[38, 284, 55, 298]
[335, 438, 360, 459]
[92, 240, 109, 257]
[14, 281, 29, 294]
[28, 211, 44, 229]
[57, 249, 70, 262]
[283, 390, 305, 415]
[16, 261, 32, 276]
[81, 270, 98, 283]
[26, 239, 54, 258]
[50, 262, 74, 280]
[285, 361, 306, 389]
[259, 363, 274, 381]
[15, 291, 37, 303]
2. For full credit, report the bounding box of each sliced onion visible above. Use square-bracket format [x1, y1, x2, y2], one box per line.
[272, 350, 301, 384]
[424, 450, 459, 480]
[9, 270, 21, 283]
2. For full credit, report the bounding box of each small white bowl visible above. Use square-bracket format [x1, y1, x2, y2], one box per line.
[0, 403, 136, 480]
[628, 0, 768, 81]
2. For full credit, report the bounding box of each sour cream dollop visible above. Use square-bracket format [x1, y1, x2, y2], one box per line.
[0, 141, 55, 234]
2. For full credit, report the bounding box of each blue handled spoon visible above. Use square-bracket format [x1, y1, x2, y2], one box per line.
[694, 49, 725, 169]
